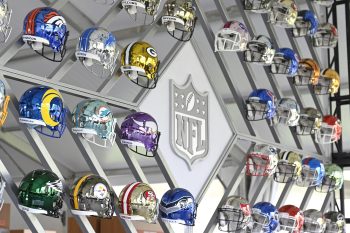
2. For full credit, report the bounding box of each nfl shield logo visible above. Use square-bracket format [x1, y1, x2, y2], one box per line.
[170, 75, 209, 168]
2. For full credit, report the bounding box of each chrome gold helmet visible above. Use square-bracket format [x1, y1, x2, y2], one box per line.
[121, 41, 159, 89]
[162, 0, 197, 42]
[295, 107, 322, 135]
[313, 23, 338, 48]
[269, 0, 298, 28]
[274, 151, 302, 183]
[293, 59, 320, 86]
[118, 182, 157, 223]
[313, 69, 340, 95]
[122, 0, 161, 25]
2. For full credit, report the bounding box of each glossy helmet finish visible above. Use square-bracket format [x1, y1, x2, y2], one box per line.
[245, 89, 277, 121]
[315, 164, 343, 193]
[276, 98, 300, 126]
[159, 188, 197, 226]
[162, 0, 197, 42]
[70, 174, 114, 218]
[22, 7, 69, 62]
[269, 0, 298, 28]
[315, 115, 342, 144]
[217, 196, 251, 232]
[122, 0, 160, 25]
[76, 27, 119, 78]
[270, 48, 299, 75]
[313, 23, 338, 48]
[0, 80, 9, 127]
[251, 202, 279, 233]
[0, 0, 11, 43]
[18, 169, 63, 218]
[295, 107, 322, 135]
[313, 0, 334, 7]
[324, 211, 345, 233]
[278, 205, 304, 233]
[296, 157, 325, 187]
[244, 35, 275, 65]
[120, 112, 160, 157]
[19, 86, 66, 138]
[0, 175, 5, 212]
[72, 99, 117, 148]
[121, 41, 159, 89]
[303, 209, 326, 233]
[274, 151, 302, 183]
[246, 144, 278, 177]
[293, 59, 320, 86]
[215, 20, 249, 52]
[293, 10, 318, 37]
[313, 68, 340, 95]
[119, 182, 157, 223]
[243, 0, 274, 13]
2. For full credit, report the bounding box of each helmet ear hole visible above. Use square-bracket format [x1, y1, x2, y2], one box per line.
[31, 42, 43, 51]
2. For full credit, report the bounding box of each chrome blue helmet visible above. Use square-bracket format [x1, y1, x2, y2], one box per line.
[251, 202, 279, 233]
[159, 188, 197, 226]
[293, 10, 319, 37]
[296, 157, 325, 187]
[270, 47, 299, 75]
[19, 86, 66, 138]
[245, 89, 277, 121]
[22, 7, 69, 62]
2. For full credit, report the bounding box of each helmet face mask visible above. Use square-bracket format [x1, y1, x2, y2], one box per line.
[244, 36, 275, 64]
[251, 212, 270, 232]
[292, 10, 318, 37]
[293, 66, 314, 86]
[269, 0, 298, 28]
[313, 23, 338, 48]
[244, 0, 273, 13]
[295, 109, 321, 135]
[274, 161, 298, 183]
[245, 100, 271, 121]
[313, 0, 334, 7]
[246, 144, 278, 177]
[279, 212, 297, 231]
[313, 77, 332, 95]
[122, 0, 160, 25]
[215, 21, 249, 52]
[0, 0, 11, 43]
[304, 217, 324, 232]
[293, 19, 311, 37]
[276, 98, 300, 126]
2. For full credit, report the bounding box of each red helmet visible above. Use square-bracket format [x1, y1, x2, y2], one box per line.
[315, 115, 342, 144]
[278, 205, 304, 233]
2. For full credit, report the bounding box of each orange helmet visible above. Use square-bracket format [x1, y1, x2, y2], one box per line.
[313, 68, 340, 95]
[293, 59, 320, 86]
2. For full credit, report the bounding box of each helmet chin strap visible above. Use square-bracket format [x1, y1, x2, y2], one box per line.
[167, 21, 176, 32]
[127, 5, 137, 15]
[31, 42, 43, 51]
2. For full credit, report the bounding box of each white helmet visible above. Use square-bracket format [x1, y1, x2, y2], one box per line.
[269, 0, 298, 28]
[244, 35, 275, 65]
[246, 144, 278, 176]
[276, 98, 300, 126]
[215, 20, 249, 52]
[0, 0, 11, 43]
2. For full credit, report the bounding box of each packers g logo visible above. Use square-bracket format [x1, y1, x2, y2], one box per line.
[147, 47, 157, 57]
[40, 89, 63, 127]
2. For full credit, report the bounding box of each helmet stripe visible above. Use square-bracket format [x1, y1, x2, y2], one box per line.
[73, 174, 92, 209]
[122, 182, 141, 215]
[26, 8, 42, 35]
[80, 28, 96, 52]
[41, 89, 63, 127]
[124, 42, 136, 66]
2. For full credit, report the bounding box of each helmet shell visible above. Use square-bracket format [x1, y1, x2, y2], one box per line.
[269, 0, 298, 28]
[246, 144, 278, 176]
[278, 204, 304, 232]
[271, 47, 299, 75]
[315, 164, 343, 193]
[293, 59, 320, 86]
[251, 202, 279, 232]
[276, 98, 300, 126]
[293, 10, 319, 37]
[295, 107, 322, 135]
[244, 35, 275, 64]
[296, 157, 325, 187]
[313, 69, 340, 95]
[215, 20, 249, 52]
[274, 151, 302, 183]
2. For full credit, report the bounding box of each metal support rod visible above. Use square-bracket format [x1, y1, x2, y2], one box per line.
[299, 187, 314, 210]
[249, 176, 269, 205]
[321, 192, 333, 212]
[276, 181, 294, 208]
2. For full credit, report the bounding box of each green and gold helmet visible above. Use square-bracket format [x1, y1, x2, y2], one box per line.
[274, 151, 302, 183]
[70, 174, 114, 218]
[121, 41, 159, 89]
[118, 182, 158, 223]
[18, 169, 63, 218]
[315, 164, 343, 193]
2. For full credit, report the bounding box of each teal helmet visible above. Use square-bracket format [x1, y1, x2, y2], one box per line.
[315, 164, 343, 193]
[72, 99, 117, 147]
[18, 169, 63, 218]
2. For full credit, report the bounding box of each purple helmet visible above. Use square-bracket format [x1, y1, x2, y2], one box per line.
[120, 112, 160, 157]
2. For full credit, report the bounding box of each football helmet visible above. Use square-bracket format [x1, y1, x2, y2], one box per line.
[122, 0, 160, 25]
[0, 175, 5, 211]
[19, 86, 66, 138]
[119, 182, 157, 223]
[303, 209, 326, 233]
[251, 202, 279, 233]
[160, 188, 197, 226]
[324, 211, 345, 233]
[243, 0, 273, 13]
[245, 89, 277, 121]
[18, 170, 63, 218]
[0, 80, 9, 127]
[76, 27, 119, 78]
[121, 41, 159, 89]
[276, 98, 300, 126]
[22, 7, 69, 62]
[313, 69, 340, 95]
[0, 0, 11, 43]
[315, 115, 341, 144]
[215, 20, 249, 52]
[72, 99, 117, 148]
[244, 35, 275, 65]
[162, 0, 197, 42]
[293, 59, 320, 86]
[246, 144, 278, 177]
[313, 0, 334, 7]
[70, 174, 114, 218]
[120, 112, 160, 157]
[217, 196, 251, 232]
[269, 0, 298, 28]
[292, 10, 319, 37]
[270, 48, 299, 75]
[295, 107, 322, 135]
[274, 151, 302, 183]
[315, 164, 343, 193]
[296, 157, 325, 187]
[278, 205, 304, 233]
[313, 23, 338, 48]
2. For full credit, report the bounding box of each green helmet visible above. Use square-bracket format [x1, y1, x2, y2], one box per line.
[18, 169, 63, 218]
[315, 164, 343, 193]
[70, 174, 115, 218]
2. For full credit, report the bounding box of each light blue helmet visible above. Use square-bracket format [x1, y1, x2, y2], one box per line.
[296, 157, 325, 187]
[72, 99, 117, 148]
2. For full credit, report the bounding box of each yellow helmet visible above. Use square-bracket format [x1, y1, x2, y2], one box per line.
[293, 58, 320, 86]
[313, 68, 340, 95]
[274, 151, 302, 183]
[121, 41, 159, 89]
[269, 0, 298, 28]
